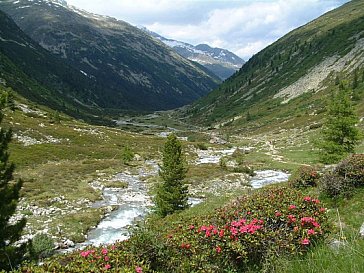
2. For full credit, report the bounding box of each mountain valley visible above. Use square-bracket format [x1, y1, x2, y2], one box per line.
[0, 0, 364, 272]
[0, 0, 219, 116]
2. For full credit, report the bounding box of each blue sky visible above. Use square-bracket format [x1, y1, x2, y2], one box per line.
[65, 0, 349, 60]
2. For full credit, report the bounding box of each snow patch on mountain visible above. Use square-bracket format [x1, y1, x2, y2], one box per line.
[140, 27, 244, 80]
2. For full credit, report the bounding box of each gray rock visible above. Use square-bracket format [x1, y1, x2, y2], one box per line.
[360, 222, 364, 237]
[329, 239, 347, 251]
[64, 239, 75, 248]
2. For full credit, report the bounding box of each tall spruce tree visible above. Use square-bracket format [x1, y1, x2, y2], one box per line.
[317, 88, 361, 163]
[155, 133, 188, 217]
[0, 89, 26, 271]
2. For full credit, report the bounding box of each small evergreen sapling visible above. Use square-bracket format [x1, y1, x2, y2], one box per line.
[0, 90, 26, 271]
[155, 134, 189, 217]
[317, 88, 361, 163]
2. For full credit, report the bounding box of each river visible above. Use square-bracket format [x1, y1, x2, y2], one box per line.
[80, 154, 289, 247]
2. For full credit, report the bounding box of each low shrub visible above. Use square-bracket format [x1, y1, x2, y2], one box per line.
[130, 187, 328, 272]
[335, 154, 364, 187]
[121, 145, 134, 164]
[29, 233, 55, 260]
[288, 166, 319, 189]
[319, 154, 364, 198]
[232, 165, 255, 176]
[194, 142, 208, 150]
[319, 172, 352, 198]
[16, 243, 149, 273]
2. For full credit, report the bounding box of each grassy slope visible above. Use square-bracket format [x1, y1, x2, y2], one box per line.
[2, 89, 167, 242]
[184, 0, 364, 133]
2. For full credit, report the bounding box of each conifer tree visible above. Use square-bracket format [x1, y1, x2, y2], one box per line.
[155, 134, 188, 217]
[317, 88, 361, 163]
[0, 90, 26, 271]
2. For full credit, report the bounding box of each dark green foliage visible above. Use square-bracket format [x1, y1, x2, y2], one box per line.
[29, 234, 55, 260]
[121, 145, 134, 165]
[352, 69, 359, 89]
[155, 134, 189, 217]
[194, 142, 208, 150]
[232, 165, 255, 176]
[0, 90, 26, 271]
[288, 166, 319, 189]
[49, 111, 61, 124]
[317, 89, 361, 164]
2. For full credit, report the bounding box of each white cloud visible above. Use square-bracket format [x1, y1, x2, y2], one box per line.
[66, 0, 349, 60]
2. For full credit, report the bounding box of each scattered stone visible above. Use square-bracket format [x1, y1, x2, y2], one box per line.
[360, 222, 364, 237]
[63, 239, 75, 248]
[329, 239, 347, 251]
[209, 136, 227, 145]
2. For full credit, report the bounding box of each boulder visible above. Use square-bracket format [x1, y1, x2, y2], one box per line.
[64, 239, 75, 248]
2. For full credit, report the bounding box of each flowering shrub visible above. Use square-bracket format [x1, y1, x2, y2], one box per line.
[13, 187, 328, 272]
[15, 243, 149, 273]
[288, 166, 320, 188]
[152, 187, 328, 272]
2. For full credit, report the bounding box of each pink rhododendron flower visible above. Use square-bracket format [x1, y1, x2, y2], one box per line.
[104, 264, 111, 270]
[80, 250, 91, 258]
[303, 196, 311, 202]
[288, 214, 297, 223]
[104, 256, 109, 261]
[135, 266, 143, 273]
[312, 199, 320, 204]
[189, 225, 195, 230]
[320, 207, 326, 212]
[275, 211, 282, 217]
[307, 229, 316, 236]
[216, 246, 222, 253]
[101, 248, 108, 255]
[219, 229, 225, 238]
[301, 238, 310, 245]
[288, 205, 296, 210]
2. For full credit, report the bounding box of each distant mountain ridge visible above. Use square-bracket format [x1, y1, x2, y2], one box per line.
[141, 27, 245, 80]
[0, 0, 219, 113]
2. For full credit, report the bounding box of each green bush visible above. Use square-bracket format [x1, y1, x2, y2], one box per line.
[232, 165, 255, 176]
[288, 166, 319, 189]
[335, 154, 364, 187]
[121, 145, 134, 164]
[30, 234, 55, 260]
[194, 142, 208, 150]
